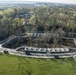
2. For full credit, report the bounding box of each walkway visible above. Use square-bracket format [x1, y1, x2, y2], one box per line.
[0, 34, 76, 59]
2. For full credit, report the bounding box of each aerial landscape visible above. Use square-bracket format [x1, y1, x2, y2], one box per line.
[0, 0, 76, 75]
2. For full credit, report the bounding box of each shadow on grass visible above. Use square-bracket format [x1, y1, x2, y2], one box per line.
[0, 53, 3, 56]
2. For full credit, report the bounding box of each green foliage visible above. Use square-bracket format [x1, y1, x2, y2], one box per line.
[0, 6, 76, 39]
[0, 54, 76, 75]
[4, 9, 15, 17]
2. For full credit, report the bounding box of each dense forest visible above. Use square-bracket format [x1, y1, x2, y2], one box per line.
[0, 4, 76, 48]
[0, 5, 76, 40]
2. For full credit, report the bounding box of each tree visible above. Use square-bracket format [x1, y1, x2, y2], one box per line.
[0, 11, 4, 19]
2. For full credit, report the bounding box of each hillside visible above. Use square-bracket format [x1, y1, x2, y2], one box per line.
[0, 54, 76, 75]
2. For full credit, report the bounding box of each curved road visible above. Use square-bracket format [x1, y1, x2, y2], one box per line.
[0, 35, 76, 59]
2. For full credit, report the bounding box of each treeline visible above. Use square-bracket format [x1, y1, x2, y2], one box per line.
[0, 7, 30, 40]
[29, 6, 76, 32]
[0, 5, 76, 40]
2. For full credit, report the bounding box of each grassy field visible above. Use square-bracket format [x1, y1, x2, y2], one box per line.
[0, 54, 76, 75]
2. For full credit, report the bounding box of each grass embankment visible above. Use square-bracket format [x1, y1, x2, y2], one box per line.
[0, 54, 76, 75]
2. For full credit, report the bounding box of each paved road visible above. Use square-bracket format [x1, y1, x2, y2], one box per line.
[0, 45, 76, 59]
[0, 35, 76, 59]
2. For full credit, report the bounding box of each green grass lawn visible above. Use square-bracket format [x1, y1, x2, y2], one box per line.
[0, 54, 76, 75]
